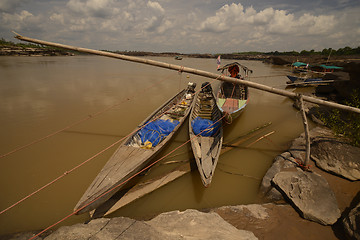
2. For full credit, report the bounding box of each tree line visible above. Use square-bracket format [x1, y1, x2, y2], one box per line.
[238, 46, 360, 56]
[2, 37, 360, 56]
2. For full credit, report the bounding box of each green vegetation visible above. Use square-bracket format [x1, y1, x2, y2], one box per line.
[320, 90, 360, 147]
[236, 46, 360, 56]
[0, 38, 78, 55]
[0, 37, 45, 49]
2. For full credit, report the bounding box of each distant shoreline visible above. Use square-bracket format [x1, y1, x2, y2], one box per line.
[1, 45, 359, 67]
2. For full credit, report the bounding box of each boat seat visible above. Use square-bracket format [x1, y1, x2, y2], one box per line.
[165, 112, 185, 117]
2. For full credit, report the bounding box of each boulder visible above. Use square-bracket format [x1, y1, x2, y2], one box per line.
[272, 171, 341, 225]
[259, 152, 297, 201]
[311, 140, 360, 181]
[215, 203, 338, 240]
[342, 194, 360, 240]
[44, 209, 257, 240]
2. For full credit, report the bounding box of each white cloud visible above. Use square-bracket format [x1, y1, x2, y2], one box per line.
[1, 10, 41, 30]
[66, 0, 116, 18]
[198, 3, 337, 37]
[0, 0, 358, 53]
[0, 0, 25, 13]
[147, 1, 164, 14]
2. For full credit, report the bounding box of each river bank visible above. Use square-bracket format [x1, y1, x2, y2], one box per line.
[0, 53, 359, 239]
[2, 125, 359, 240]
[3, 89, 360, 239]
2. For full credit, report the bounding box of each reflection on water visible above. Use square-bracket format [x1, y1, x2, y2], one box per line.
[0, 56, 304, 235]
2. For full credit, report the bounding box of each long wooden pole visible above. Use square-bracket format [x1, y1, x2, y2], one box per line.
[298, 95, 311, 167]
[14, 33, 360, 114]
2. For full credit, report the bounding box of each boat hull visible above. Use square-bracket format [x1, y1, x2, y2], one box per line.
[189, 87, 223, 187]
[74, 86, 195, 214]
[216, 81, 248, 122]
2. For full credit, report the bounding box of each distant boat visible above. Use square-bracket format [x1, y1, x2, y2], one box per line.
[74, 82, 196, 214]
[189, 82, 223, 187]
[286, 75, 334, 87]
[216, 62, 252, 122]
[175, 55, 183, 60]
[291, 62, 344, 77]
[291, 61, 309, 73]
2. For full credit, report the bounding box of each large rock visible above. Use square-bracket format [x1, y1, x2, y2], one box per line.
[311, 140, 360, 181]
[342, 195, 360, 240]
[215, 203, 338, 240]
[272, 171, 341, 225]
[259, 152, 297, 201]
[44, 209, 257, 240]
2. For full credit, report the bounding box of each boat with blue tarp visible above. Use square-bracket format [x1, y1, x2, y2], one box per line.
[189, 82, 223, 187]
[74, 82, 196, 214]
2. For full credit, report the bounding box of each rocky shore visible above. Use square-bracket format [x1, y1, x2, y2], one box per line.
[1, 52, 359, 240]
[4, 124, 359, 240]
[3, 111, 360, 239]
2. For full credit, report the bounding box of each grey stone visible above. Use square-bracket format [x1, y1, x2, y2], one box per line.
[259, 152, 296, 201]
[342, 195, 360, 240]
[44, 209, 258, 240]
[217, 204, 269, 220]
[311, 140, 360, 181]
[148, 209, 257, 240]
[272, 171, 341, 225]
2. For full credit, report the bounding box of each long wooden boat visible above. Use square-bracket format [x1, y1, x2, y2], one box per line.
[74, 82, 196, 214]
[189, 82, 223, 187]
[286, 75, 335, 87]
[216, 62, 252, 122]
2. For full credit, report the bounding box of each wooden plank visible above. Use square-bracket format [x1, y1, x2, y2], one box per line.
[104, 163, 191, 216]
[200, 136, 213, 178]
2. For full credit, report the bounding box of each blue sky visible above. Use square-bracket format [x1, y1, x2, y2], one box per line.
[0, 0, 359, 53]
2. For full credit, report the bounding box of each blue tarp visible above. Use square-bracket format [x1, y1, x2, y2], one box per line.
[138, 119, 179, 147]
[191, 117, 220, 137]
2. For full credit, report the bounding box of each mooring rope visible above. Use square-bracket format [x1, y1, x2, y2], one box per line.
[0, 75, 222, 217]
[0, 73, 172, 159]
[28, 78, 225, 240]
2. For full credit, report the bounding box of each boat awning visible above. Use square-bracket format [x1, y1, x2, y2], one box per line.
[217, 62, 253, 74]
[292, 62, 309, 67]
[317, 64, 344, 70]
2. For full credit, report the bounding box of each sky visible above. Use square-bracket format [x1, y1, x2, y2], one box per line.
[0, 0, 359, 53]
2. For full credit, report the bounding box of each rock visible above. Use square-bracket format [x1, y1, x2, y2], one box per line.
[272, 171, 341, 225]
[342, 194, 360, 240]
[217, 204, 269, 220]
[215, 203, 339, 240]
[259, 152, 297, 201]
[44, 209, 257, 240]
[149, 209, 257, 240]
[311, 140, 360, 181]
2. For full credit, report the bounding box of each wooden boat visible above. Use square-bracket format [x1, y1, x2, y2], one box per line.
[189, 82, 223, 187]
[286, 75, 334, 87]
[74, 82, 197, 214]
[216, 62, 252, 122]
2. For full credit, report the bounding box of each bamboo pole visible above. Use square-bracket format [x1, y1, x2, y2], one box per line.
[298, 94, 311, 168]
[14, 33, 360, 114]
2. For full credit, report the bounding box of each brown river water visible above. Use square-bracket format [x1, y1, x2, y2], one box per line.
[0, 56, 306, 235]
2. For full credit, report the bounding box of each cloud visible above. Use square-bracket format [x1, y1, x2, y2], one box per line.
[143, 1, 170, 33]
[147, 1, 164, 14]
[0, 0, 358, 53]
[0, 0, 25, 13]
[1, 10, 42, 32]
[198, 3, 336, 36]
[66, 0, 117, 18]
